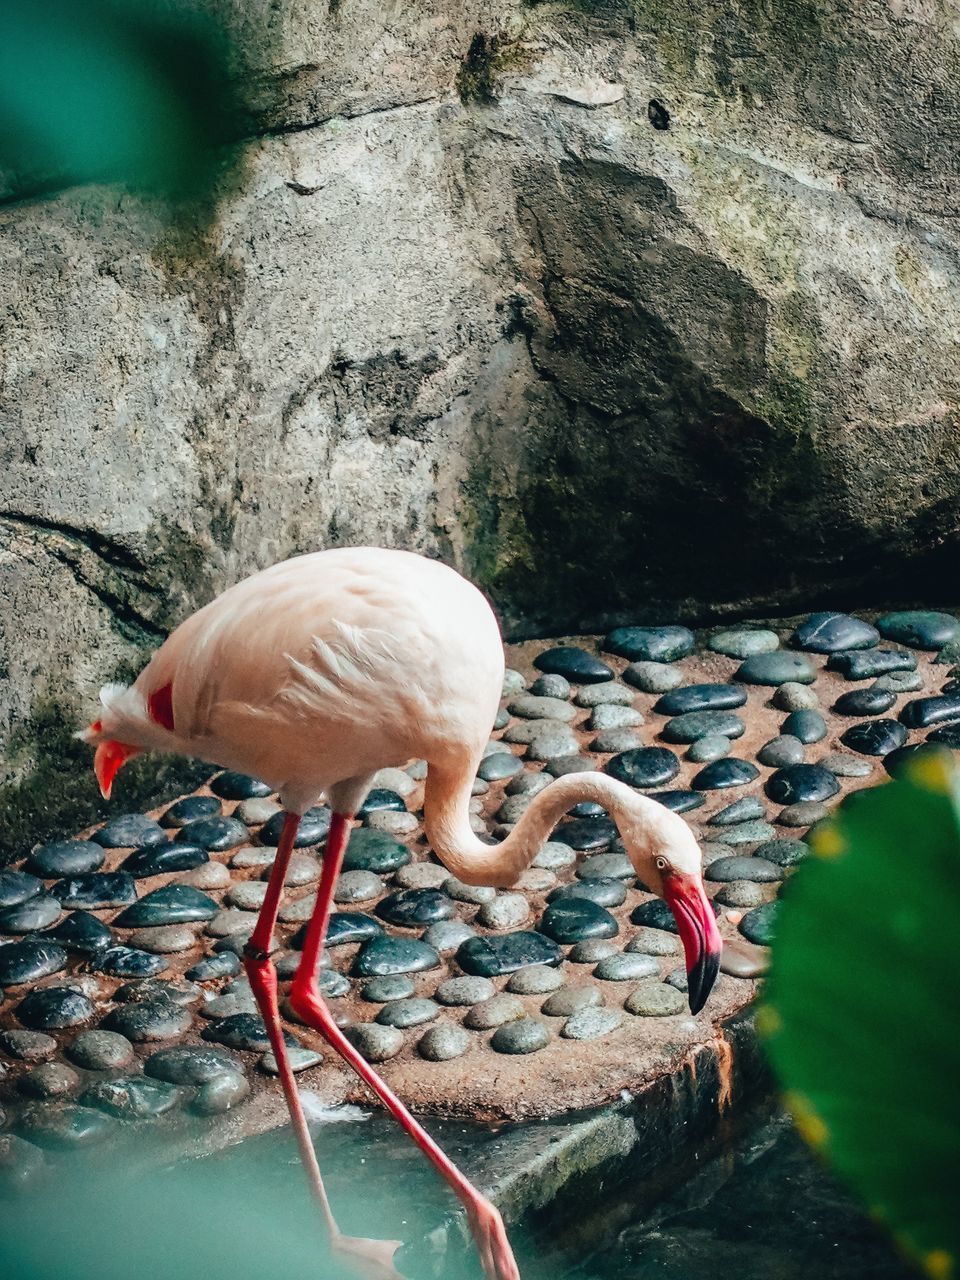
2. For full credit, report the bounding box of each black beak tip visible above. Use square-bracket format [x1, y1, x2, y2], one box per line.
[687, 946, 722, 1015]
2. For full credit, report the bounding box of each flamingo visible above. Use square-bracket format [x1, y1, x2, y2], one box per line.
[79, 546, 722, 1280]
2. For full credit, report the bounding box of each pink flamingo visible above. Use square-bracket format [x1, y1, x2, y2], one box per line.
[80, 547, 722, 1280]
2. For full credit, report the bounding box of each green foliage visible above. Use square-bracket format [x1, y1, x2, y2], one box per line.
[0, 0, 243, 204]
[761, 748, 960, 1279]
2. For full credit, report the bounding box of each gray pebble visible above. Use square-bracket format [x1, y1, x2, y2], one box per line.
[344, 1023, 404, 1063]
[722, 821, 779, 845]
[593, 953, 660, 982]
[334, 870, 384, 904]
[508, 695, 577, 723]
[207, 908, 259, 937]
[578, 852, 633, 881]
[234, 798, 282, 825]
[545, 753, 598, 777]
[561, 1008, 623, 1040]
[532, 841, 577, 871]
[421, 921, 476, 953]
[180, 862, 232, 890]
[575, 681, 635, 708]
[394, 862, 448, 890]
[502, 669, 526, 695]
[529, 674, 571, 699]
[226, 881, 270, 911]
[591, 728, 644, 753]
[67, 1030, 135, 1071]
[506, 964, 564, 995]
[360, 975, 416, 1003]
[497, 794, 534, 824]
[568, 939, 618, 964]
[873, 670, 924, 693]
[625, 928, 681, 956]
[278, 894, 316, 923]
[589, 704, 645, 731]
[370, 768, 417, 797]
[376, 998, 439, 1029]
[624, 983, 685, 1016]
[478, 752, 523, 783]
[686, 734, 732, 763]
[135, 925, 199, 954]
[507, 771, 552, 797]
[623, 662, 684, 693]
[541, 986, 603, 1017]
[19, 1063, 81, 1099]
[435, 977, 495, 1006]
[757, 735, 806, 768]
[715, 881, 766, 908]
[490, 1018, 551, 1055]
[665, 968, 688, 992]
[772, 682, 819, 711]
[464, 994, 525, 1030]
[514, 867, 556, 893]
[779, 801, 830, 826]
[418, 1024, 471, 1061]
[516, 723, 580, 760]
[0, 1030, 58, 1061]
[194, 1073, 250, 1114]
[443, 876, 496, 905]
[820, 752, 873, 779]
[708, 628, 780, 658]
[477, 893, 529, 929]
[230, 846, 276, 869]
[367, 810, 419, 835]
[260, 1045, 322, 1075]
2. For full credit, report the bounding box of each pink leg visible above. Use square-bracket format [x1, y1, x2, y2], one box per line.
[290, 814, 520, 1280]
[244, 813, 401, 1277]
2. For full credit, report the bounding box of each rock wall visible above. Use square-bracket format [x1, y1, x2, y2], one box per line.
[2, 0, 960, 855]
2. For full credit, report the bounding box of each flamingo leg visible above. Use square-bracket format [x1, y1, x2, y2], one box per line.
[244, 812, 401, 1278]
[290, 813, 521, 1280]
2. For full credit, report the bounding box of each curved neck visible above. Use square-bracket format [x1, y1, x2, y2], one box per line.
[423, 763, 673, 887]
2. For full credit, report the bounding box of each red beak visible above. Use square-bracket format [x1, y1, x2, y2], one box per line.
[94, 739, 139, 800]
[662, 871, 723, 1014]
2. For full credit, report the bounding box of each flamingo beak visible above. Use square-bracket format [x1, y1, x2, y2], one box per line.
[662, 871, 723, 1014]
[93, 739, 140, 800]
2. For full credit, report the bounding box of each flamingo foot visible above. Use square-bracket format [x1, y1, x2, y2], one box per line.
[467, 1197, 521, 1280]
[330, 1232, 404, 1279]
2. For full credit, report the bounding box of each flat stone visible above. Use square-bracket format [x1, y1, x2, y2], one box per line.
[515, 867, 557, 893]
[457, 931, 562, 977]
[721, 820, 779, 844]
[540, 898, 619, 943]
[161, 795, 222, 827]
[376, 997, 439, 1029]
[376, 888, 454, 927]
[443, 877, 496, 905]
[352, 936, 441, 977]
[791, 612, 879, 653]
[654, 790, 707, 814]
[525, 724, 583, 761]
[606, 747, 679, 789]
[0, 939, 68, 986]
[135, 925, 199, 954]
[706, 856, 782, 883]
[225, 882, 270, 912]
[929, 724, 960, 748]
[260, 806, 330, 847]
[144, 1045, 245, 1085]
[656, 685, 748, 717]
[841, 719, 908, 755]
[121, 842, 209, 878]
[0, 870, 43, 908]
[116, 884, 219, 927]
[490, 1018, 551, 1054]
[317, 970, 351, 999]
[25, 1062, 86, 1118]
[593, 952, 659, 981]
[555, 816, 618, 851]
[361, 975, 416, 1003]
[590, 708, 645, 738]
[740, 901, 778, 945]
[778, 801, 830, 826]
[530, 673, 572, 699]
[417, 1024, 471, 1061]
[715, 880, 766, 908]
[623, 661, 684, 693]
[578, 851, 634, 881]
[235, 797, 283, 825]
[26, 841, 104, 878]
[394, 863, 448, 891]
[174, 816, 247, 852]
[736, 653, 815, 686]
[575, 681, 635, 709]
[210, 772, 273, 800]
[478, 752, 524, 783]
[877, 610, 959, 650]
[357, 789, 409, 817]
[17, 985, 95, 1030]
[662, 710, 745, 743]
[308, 912, 383, 949]
[421, 921, 476, 954]
[506, 964, 565, 994]
[17, 1103, 114, 1149]
[708, 796, 766, 826]
[708, 628, 780, 658]
[604, 626, 694, 663]
[834, 688, 896, 717]
[260, 1047, 322, 1076]
[631, 896, 717, 934]
[624, 984, 686, 1016]
[67, 1030, 135, 1070]
[370, 768, 418, 797]
[180, 862, 232, 890]
[686, 734, 732, 763]
[343, 1023, 404, 1062]
[533, 646, 612, 683]
[873, 670, 924, 693]
[113, 980, 200, 1006]
[342, 829, 412, 874]
[827, 649, 917, 679]
[754, 839, 809, 867]
[820, 752, 873, 777]
[545, 753, 599, 778]
[568, 938, 618, 963]
[52, 873, 135, 911]
[104, 998, 193, 1042]
[200, 1013, 294, 1053]
[503, 669, 526, 695]
[692, 759, 759, 790]
[0, 1029, 58, 1061]
[900, 692, 960, 729]
[757, 735, 805, 768]
[464, 994, 526, 1029]
[435, 976, 496, 1006]
[541, 985, 603, 1017]
[533, 841, 577, 871]
[772, 682, 820, 711]
[561, 1007, 623, 1040]
[477, 893, 530, 929]
[80, 1076, 182, 1120]
[0, 893, 61, 933]
[92, 814, 166, 849]
[549, 879, 627, 909]
[625, 928, 681, 956]
[334, 869, 384, 904]
[765, 764, 840, 804]
[208, 906, 260, 936]
[508, 694, 578, 723]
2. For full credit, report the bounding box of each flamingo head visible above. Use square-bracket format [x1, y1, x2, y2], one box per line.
[78, 719, 142, 799]
[620, 799, 723, 1015]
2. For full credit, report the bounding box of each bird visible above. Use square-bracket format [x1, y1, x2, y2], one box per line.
[80, 546, 723, 1280]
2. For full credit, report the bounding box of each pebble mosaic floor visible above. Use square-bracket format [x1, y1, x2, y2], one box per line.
[2, 608, 959, 1189]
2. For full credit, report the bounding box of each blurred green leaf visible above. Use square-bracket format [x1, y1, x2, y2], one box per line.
[0, 0, 242, 203]
[761, 748, 960, 1279]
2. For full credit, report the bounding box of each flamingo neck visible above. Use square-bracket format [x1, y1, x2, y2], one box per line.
[423, 763, 667, 887]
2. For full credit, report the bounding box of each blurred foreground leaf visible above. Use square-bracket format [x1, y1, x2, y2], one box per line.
[761, 749, 960, 1279]
[0, 0, 242, 204]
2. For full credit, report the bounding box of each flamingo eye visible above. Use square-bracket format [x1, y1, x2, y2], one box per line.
[655, 856, 667, 872]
